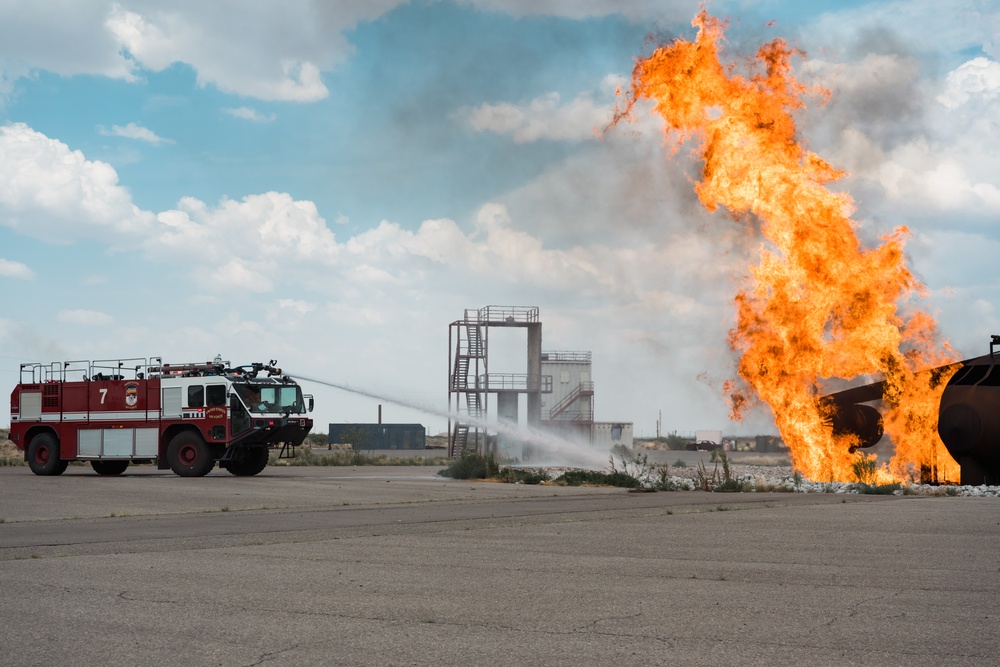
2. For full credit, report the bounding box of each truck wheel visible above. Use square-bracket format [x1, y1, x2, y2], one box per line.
[91, 460, 130, 476]
[27, 433, 69, 476]
[226, 447, 269, 476]
[166, 431, 214, 477]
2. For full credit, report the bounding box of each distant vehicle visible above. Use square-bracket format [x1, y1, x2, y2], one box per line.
[9, 356, 313, 477]
[686, 441, 723, 452]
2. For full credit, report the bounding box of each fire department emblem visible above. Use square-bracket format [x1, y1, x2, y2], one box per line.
[124, 382, 139, 408]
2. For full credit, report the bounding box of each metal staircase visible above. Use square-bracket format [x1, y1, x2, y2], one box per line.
[449, 313, 486, 457]
[548, 382, 594, 420]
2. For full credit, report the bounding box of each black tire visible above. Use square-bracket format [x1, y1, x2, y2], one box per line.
[225, 446, 269, 476]
[27, 433, 68, 476]
[166, 431, 215, 477]
[91, 460, 130, 476]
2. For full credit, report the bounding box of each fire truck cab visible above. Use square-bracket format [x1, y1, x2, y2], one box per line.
[9, 356, 313, 477]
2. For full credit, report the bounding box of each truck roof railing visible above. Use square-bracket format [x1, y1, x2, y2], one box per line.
[17, 356, 298, 383]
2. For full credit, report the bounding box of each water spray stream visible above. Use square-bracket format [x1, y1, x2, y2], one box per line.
[291, 373, 610, 470]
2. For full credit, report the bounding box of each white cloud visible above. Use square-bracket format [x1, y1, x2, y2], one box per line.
[277, 299, 316, 314]
[57, 309, 114, 327]
[0, 1, 407, 103]
[98, 122, 173, 144]
[151, 192, 341, 262]
[797, 50, 1000, 221]
[875, 145, 1000, 213]
[208, 258, 273, 293]
[0, 122, 735, 343]
[456, 0, 696, 21]
[223, 106, 276, 123]
[101, 2, 409, 102]
[0, 123, 155, 242]
[0, 258, 34, 280]
[938, 57, 1000, 108]
[807, 0, 999, 61]
[465, 91, 615, 143]
[0, 3, 136, 94]
[103, 5, 330, 101]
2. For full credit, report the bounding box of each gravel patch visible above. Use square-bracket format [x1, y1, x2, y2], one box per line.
[527, 461, 1000, 497]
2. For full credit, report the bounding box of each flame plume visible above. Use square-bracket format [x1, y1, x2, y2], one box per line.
[616, 12, 958, 482]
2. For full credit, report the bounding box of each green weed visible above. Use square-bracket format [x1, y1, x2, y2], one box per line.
[438, 451, 499, 480]
[493, 467, 549, 484]
[554, 469, 641, 489]
[851, 454, 879, 486]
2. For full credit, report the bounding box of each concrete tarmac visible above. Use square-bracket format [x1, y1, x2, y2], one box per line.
[0, 465, 997, 666]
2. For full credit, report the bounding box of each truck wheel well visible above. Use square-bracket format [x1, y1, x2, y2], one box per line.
[159, 425, 223, 461]
[22, 426, 59, 459]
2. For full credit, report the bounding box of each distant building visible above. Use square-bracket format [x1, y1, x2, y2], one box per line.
[541, 350, 633, 450]
[328, 423, 426, 450]
[592, 422, 633, 449]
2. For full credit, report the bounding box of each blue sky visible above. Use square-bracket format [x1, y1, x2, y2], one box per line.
[2, 0, 998, 438]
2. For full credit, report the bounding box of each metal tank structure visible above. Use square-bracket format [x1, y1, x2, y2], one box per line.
[539, 351, 594, 443]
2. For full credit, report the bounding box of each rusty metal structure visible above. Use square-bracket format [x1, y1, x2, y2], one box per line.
[824, 335, 1000, 485]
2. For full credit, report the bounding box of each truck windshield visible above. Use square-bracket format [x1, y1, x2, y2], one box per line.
[233, 383, 305, 414]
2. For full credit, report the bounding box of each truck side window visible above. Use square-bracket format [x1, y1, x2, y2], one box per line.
[206, 385, 226, 407]
[231, 395, 251, 434]
[188, 385, 204, 408]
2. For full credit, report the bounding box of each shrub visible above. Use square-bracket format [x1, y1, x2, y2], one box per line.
[716, 478, 752, 492]
[855, 482, 902, 495]
[493, 467, 549, 484]
[0, 434, 23, 466]
[438, 451, 499, 480]
[851, 454, 878, 486]
[554, 469, 641, 488]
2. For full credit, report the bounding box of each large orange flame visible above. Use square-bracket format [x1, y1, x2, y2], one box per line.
[617, 12, 958, 482]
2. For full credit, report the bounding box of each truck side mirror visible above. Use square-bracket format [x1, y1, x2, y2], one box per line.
[307, 396, 314, 412]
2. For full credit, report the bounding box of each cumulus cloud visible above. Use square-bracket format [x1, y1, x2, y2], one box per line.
[151, 192, 340, 261]
[0, 122, 680, 304]
[0, 3, 136, 95]
[0, 258, 34, 280]
[938, 57, 1000, 108]
[464, 90, 615, 143]
[0, 123, 155, 242]
[0, 121, 733, 328]
[0, 1, 408, 103]
[57, 309, 114, 326]
[807, 0, 999, 61]
[101, 1, 412, 102]
[0, 122, 343, 290]
[794, 43, 1000, 228]
[208, 258, 273, 293]
[277, 299, 316, 314]
[223, 106, 277, 123]
[97, 122, 174, 144]
[457, 0, 696, 21]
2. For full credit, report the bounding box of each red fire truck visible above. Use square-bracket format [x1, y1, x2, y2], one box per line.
[9, 356, 313, 477]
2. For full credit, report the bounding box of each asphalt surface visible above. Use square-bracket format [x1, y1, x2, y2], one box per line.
[0, 465, 997, 666]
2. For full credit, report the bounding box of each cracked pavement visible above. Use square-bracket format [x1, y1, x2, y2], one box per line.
[0, 466, 997, 666]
